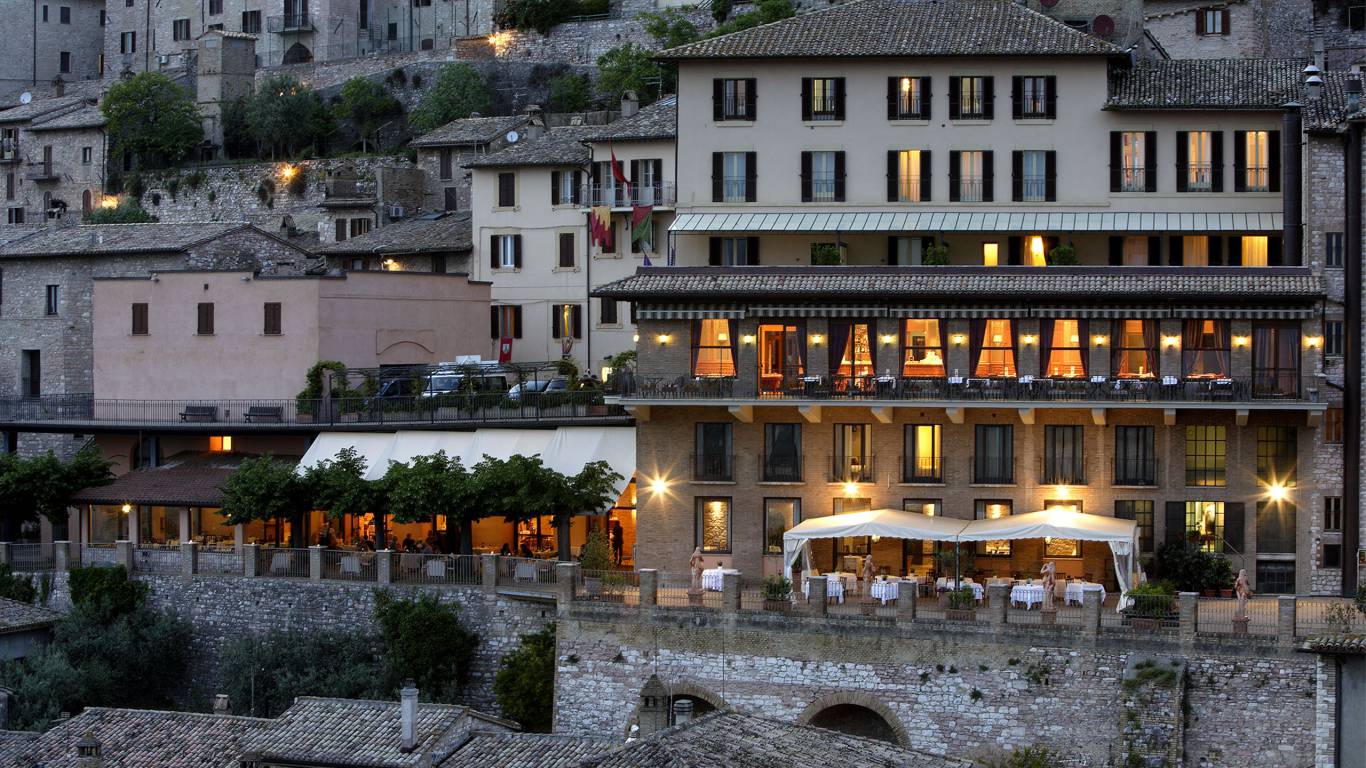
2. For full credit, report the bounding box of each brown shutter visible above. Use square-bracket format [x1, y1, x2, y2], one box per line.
[1011, 150, 1023, 202]
[490, 306, 500, 339]
[712, 78, 724, 121]
[948, 77, 961, 120]
[1228, 236, 1242, 266]
[559, 232, 575, 268]
[335, 219, 347, 241]
[833, 78, 846, 121]
[709, 238, 722, 266]
[919, 151, 933, 202]
[712, 152, 724, 202]
[982, 77, 995, 120]
[1224, 502, 1244, 552]
[571, 305, 583, 339]
[948, 150, 961, 202]
[1220, 7, 1230, 35]
[1109, 132, 1122, 192]
[1007, 236, 1022, 265]
[886, 77, 898, 120]
[1196, 9, 1206, 34]
[1268, 130, 1281, 192]
[1268, 235, 1283, 266]
[1143, 131, 1158, 192]
[1168, 236, 1184, 266]
[1108, 237, 1123, 266]
[919, 77, 932, 120]
[552, 306, 562, 339]
[1209, 235, 1224, 265]
[512, 306, 523, 339]
[513, 234, 523, 269]
[1010, 76, 1022, 120]
[887, 150, 899, 202]
[264, 302, 281, 335]
[745, 151, 757, 202]
[197, 302, 214, 335]
[744, 79, 756, 119]
[1233, 130, 1248, 192]
[800, 152, 813, 202]
[1045, 150, 1057, 202]
[1044, 76, 1057, 119]
[747, 236, 761, 265]
[131, 303, 148, 335]
[800, 77, 812, 120]
[1211, 131, 1224, 192]
[439, 149, 452, 180]
[1175, 131, 1189, 193]
[833, 151, 846, 202]
[550, 170, 561, 205]
[981, 151, 994, 202]
[489, 235, 499, 270]
[1147, 236, 1162, 266]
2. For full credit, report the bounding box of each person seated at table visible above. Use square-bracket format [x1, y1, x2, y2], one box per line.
[519, 542, 534, 559]
[401, 534, 416, 553]
[499, 543, 511, 556]
[421, 540, 436, 555]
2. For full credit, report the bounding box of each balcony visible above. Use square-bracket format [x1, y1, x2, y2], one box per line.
[830, 455, 876, 483]
[625, 374, 1318, 407]
[25, 162, 58, 182]
[691, 453, 734, 482]
[267, 13, 313, 33]
[0, 394, 631, 432]
[902, 455, 942, 484]
[580, 182, 675, 209]
[0, 146, 18, 165]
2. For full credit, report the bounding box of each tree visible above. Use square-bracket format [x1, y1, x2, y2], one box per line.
[334, 77, 403, 153]
[221, 95, 254, 158]
[246, 75, 332, 158]
[217, 629, 382, 717]
[83, 199, 155, 224]
[101, 72, 203, 168]
[547, 72, 594, 113]
[596, 44, 661, 102]
[384, 452, 477, 554]
[709, 0, 795, 37]
[410, 64, 493, 133]
[0, 447, 112, 539]
[373, 591, 479, 701]
[641, 8, 700, 49]
[220, 456, 312, 545]
[0, 564, 36, 604]
[473, 454, 563, 529]
[551, 461, 623, 561]
[307, 447, 385, 544]
[493, 626, 556, 732]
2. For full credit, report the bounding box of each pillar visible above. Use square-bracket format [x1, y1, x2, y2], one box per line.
[180, 541, 197, 578]
[1277, 595, 1297, 650]
[78, 506, 89, 545]
[1178, 591, 1198, 649]
[988, 584, 1008, 624]
[721, 572, 741, 613]
[53, 540, 73, 571]
[242, 543, 260, 577]
[114, 540, 134, 572]
[556, 562, 579, 617]
[481, 553, 498, 592]
[376, 549, 392, 585]
[126, 506, 140, 547]
[1082, 588, 1102, 639]
[178, 508, 192, 544]
[308, 545, 323, 581]
[807, 575, 828, 617]
[233, 523, 245, 552]
[896, 579, 917, 624]
[0, 543, 11, 566]
[639, 568, 658, 611]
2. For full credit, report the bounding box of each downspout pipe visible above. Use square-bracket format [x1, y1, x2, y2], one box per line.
[1343, 113, 1362, 597]
[1281, 104, 1303, 265]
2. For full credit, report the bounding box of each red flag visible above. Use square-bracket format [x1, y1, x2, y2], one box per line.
[610, 144, 629, 185]
[498, 337, 513, 364]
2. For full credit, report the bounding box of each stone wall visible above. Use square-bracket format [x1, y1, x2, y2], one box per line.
[554, 606, 1318, 767]
[40, 571, 554, 713]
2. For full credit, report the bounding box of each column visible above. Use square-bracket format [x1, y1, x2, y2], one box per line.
[126, 506, 140, 548]
[0, 543, 11, 566]
[114, 540, 134, 572]
[53, 541, 72, 571]
[178, 508, 192, 544]
[988, 584, 1008, 625]
[896, 579, 917, 624]
[233, 523, 245, 552]
[639, 568, 658, 611]
[556, 562, 579, 617]
[1178, 591, 1198, 649]
[481, 553, 498, 592]
[180, 541, 197, 578]
[1082, 588, 1102, 639]
[807, 575, 828, 618]
[1277, 595, 1297, 650]
[375, 549, 392, 585]
[721, 572, 741, 613]
[242, 543, 260, 577]
[308, 544, 324, 581]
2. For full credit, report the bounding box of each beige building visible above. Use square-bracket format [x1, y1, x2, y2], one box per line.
[593, 0, 1339, 594]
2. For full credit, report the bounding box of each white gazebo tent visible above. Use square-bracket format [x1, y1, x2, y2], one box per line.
[782, 508, 969, 573]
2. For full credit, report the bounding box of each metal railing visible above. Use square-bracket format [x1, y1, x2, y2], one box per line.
[1101, 593, 1179, 632]
[133, 547, 182, 575]
[258, 547, 309, 578]
[267, 12, 312, 32]
[957, 178, 984, 202]
[692, 453, 734, 482]
[392, 553, 480, 585]
[496, 556, 558, 587]
[830, 455, 877, 483]
[576, 569, 638, 603]
[1197, 596, 1279, 636]
[1294, 596, 1366, 636]
[197, 547, 242, 576]
[81, 544, 116, 567]
[322, 549, 377, 581]
[580, 182, 676, 208]
[902, 456, 942, 484]
[9, 543, 53, 571]
[24, 162, 58, 182]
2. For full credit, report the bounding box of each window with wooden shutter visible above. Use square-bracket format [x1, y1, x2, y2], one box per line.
[558, 232, 575, 269]
[888, 77, 928, 120]
[439, 149, 452, 180]
[490, 306, 500, 339]
[1143, 131, 1157, 192]
[513, 234, 523, 267]
[744, 152, 757, 202]
[263, 302, 282, 335]
[335, 219, 347, 242]
[800, 152, 813, 202]
[444, 187, 458, 211]
[550, 170, 561, 205]
[571, 304, 583, 339]
[715, 78, 756, 121]
[131, 303, 148, 335]
[1012, 76, 1050, 119]
[497, 172, 515, 207]
[600, 298, 618, 325]
[197, 303, 214, 335]
[804, 78, 842, 121]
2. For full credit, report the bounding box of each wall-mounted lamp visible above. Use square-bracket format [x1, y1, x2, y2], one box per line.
[121, 503, 132, 514]
[880, 334, 896, 346]
[1304, 335, 1323, 349]
[1162, 335, 1180, 348]
[741, 334, 756, 345]
[1265, 482, 1289, 503]
[656, 334, 672, 345]
[1092, 335, 1109, 347]
[716, 331, 729, 342]
[1233, 335, 1250, 348]
[1021, 334, 1038, 345]
[950, 333, 967, 346]
[809, 333, 825, 346]
[649, 477, 670, 495]
[842, 481, 859, 497]
[633, 333, 640, 343]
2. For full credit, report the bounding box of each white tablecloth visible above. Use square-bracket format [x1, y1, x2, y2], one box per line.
[869, 580, 899, 605]
[1065, 581, 1106, 606]
[701, 567, 738, 592]
[939, 580, 984, 601]
[1011, 584, 1045, 608]
[803, 574, 846, 603]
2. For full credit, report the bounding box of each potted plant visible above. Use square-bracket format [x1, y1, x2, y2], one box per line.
[1123, 582, 1175, 631]
[1046, 244, 1079, 265]
[922, 242, 950, 265]
[946, 586, 977, 621]
[579, 530, 613, 599]
[761, 574, 792, 612]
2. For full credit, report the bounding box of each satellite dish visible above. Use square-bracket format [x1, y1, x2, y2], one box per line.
[1039, 0, 1058, 7]
[1092, 14, 1116, 37]
[19, 92, 32, 104]
[505, 130, 520, 143]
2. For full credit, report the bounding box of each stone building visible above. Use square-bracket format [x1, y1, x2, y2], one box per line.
[411, 113, 528, 213]
[317, 209, 472, 273]
[0, 93, 107, 226]
[588, 0, 1347, 593]
[0, 0, 105, 101]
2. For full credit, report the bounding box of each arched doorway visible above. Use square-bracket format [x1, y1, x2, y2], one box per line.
[798, 693, 908, 745]
[282, 43, 313, 64]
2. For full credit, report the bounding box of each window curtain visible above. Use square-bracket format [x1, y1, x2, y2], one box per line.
[969, 319, 986, 376]
[1253, 324, 1274, 382]
[1075, 319, 1090, 377]
[1140, 320, 1158, 375]
[829, 320, 853, 379]
[690, 319, 702, 374]
[1039, 320, 1053, 378]
[785, 322, 807, 379]
[727, 320, 739, 373]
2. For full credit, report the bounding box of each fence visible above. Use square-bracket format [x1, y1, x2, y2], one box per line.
[80, 544, 116, 568]
[577, 569, 639, 604]
[496, 557, 558, 587]
[322, 549, 377, 582]
[198, 547, 243, 576]
[133, 547, 182, 575]
[258, 548, 311, 579]
[1197, 597, 1279, 636]
[8, 543, 53, 571]
[393, 553, 480, 585]
[1294, 597, 1366, 636]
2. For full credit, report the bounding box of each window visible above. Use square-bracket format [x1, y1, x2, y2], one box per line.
[1185, 501, 1224, 552]
[350, 218, 371, 238]
[1239, 130, 1273, 192]
[555, 170, 577, 205]
[972, 318, 1016, 377]
[1017, 150, 1049, 202]
[975, 500, 1012, 556]
[491, 234, 519, 269]
[757, 323, 804, 392]
[496, 173, 515, 207]
[41, 5, 47, 21]
[1115, 500, 1155, 555]
[197, 303, 214, 335]
[695, 498, 731, 553]
[806, 151, 839, 203]
[833, 423, 872, 482]
[1252, 321, 1299, 398]
[1044, 425, 1085, 485]
[1325, 497, 1343, 532]
[888, 76, 930, 120]
[599, 298, 618, 326]
[1115, 426, 1156, 486]
[764, 499, 799, 555]
[694, 423, 732, 481]
[1182, 319, 1229, 379]
[20, 350, 39, 397]
[720, 152, 750, 202]
[832, 497, 873, 557]
[802, 77, 843, 121]
[59, 52, 70, 73]
[1256, 500, 1296, 554]
[209, 0, 222, 13]
[242, 11, 261, 33]
[1042, 500, 1082, 557]
[551, 304, 582, 340]
[1323, 542, 1343, 569]
[491, 305, 522, 339]
[956, 150, 986, 202]
[904, 424, 942, 483]
[952, 76, 991, 119]
[982, 243, 999, 266]
[901, 319, 944, 377]
[709, 237, 757, 266]
[1256, 561, 1295, 594]
[973, 425, 1014, 484]
[829, 321, 873, 385]
[1240, 235, 1270, 266]
[120, 31, 136, 54]
[263, 302, 282, 335]
[1043, 319, 1087, 378]
[714, 78, 755, 121]
[1112, 319, 1157, 378]
[1325, 405, 1343, 444]
[437, 149, 453, 181]
[1198, 6, 1229, 35]
[1180, 131, 1216, 192]
[4, 173, 12, 200]
[889, 149, 927, 203]
[1350, 1, 1366, 30]
[763, 423, 802, 482]
[44, 285, 59, 315]
[443, 187, 458, 212]
[388, 22, 398, 40]
[691, 319, 736, 377]
[1116, 131, 1149, 192]
[1181, 235, 1210, 266]
[1015, 76, 1050, 119]
[888, 238, 931, 266]
[59, 5, 69, 22]
[1185, 425, 1226, 487]
[208, 436, 233, 452]
[6, 208, 24, 225]
[99, 9, 105, 25]
[81, 147, 92, 164]
[173, 18, 191, 41]
[131, 303, 148, 335]
[1326, 232, 1344, 268]
[1257, 426, 1297, 487]
[557, 232, 575, 269]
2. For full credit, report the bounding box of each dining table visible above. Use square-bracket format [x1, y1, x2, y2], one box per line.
[1010, 583, 1046, 609]
[869, 579, 899, 605]
[701, 567, 739, 592]
[1065, 581, 1106, 606]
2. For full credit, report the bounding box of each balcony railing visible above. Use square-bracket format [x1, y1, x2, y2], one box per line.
[628, 375, 1317, 405]
[580, 182, 676, 208]
[692, 453, 734, 482]
[830, 455, 876, 483]
[903, 456, 942, 484]
[25, 162, 58, 182]
[761, 458, 802, 483]
[0, 393, 630, 429]
[267, 12, 312, 32]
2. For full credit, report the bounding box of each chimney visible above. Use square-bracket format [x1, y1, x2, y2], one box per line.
[1304, 64, 1323, 100]
[620, 90, 640, 118]
[51, 76, 65, 97]
[75, 732, 101, 768]
[399, 681, 418, 753]
[213, 694, 231, 715]
[671, 699, 693, 725]
[1349, 77, 1363, 114]
[523, 104, 545, 140]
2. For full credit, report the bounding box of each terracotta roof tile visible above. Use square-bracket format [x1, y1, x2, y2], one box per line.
[72, 452, 298, 507]
[0, 222, 302, 259]
[410, 115, 529, 148]
[319, 211, 472, 256]
[657, 0, 1120, 61]
[1301, 632, 1366, 654]
[27, 104, 106, 131]
[24, 707, 270, 767]
[584, 98, 676, 143]
[465, 125, 596, 168]
[0, 597, 58, 634]
[438, 732, 613, 767]
[1107, 58, 1306, 110]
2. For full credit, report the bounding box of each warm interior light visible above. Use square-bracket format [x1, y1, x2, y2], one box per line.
[951, 333, 967, 345]
[649, 478, 669, 495]
[487, 30, 513, 55]
[1022, 334, 1037, 345]
[880, 334, 896, 345]
[99, 195, 120, 210]
[1266, 483, 1288, 502]
[381, 258, 399, 271]
[1027, 236, 1046, 267]
[843, 482, 858, 496]
[1304, 336, 1323, 349]
[1093, 335, 1109, 346]
[1053, 485, 1070, 500]
[1163, 335, 1180, 348]
[121, 503, 131, 514]
[277, 164, 298, 182]
[632, 333, 640, 342]
[742, 334, 756, 345]
[716, 331, 729, 342]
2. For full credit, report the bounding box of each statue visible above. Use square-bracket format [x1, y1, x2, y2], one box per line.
[688, 547, 705, 593]
[1234, 568, 1251, 620]
[1040, 561, 1057, 611]
[862, 555, 877, 594]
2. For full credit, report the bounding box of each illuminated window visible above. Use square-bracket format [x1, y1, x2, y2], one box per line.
[1185, 501, 1224, 553]
[1122, 236, 1149, 266]
[807, 78, 841, 120]
[1184, 131, 1214, 191]
[764, 499, 799, 555]
[975, 499, 1012, 556]
[830, 322, 874, 384]
[1043, 499, 1082, 558]
[903, 424, 942, 482]
[757, 324, 804, 392]
[1185, 425, 1226, 487]
[209, 436, 233, 452]
[1256, 426, 1297, 488]
[833, 497, 872, 557]
[901, 319, 944, 377]
[694, 497, 731, 554]
[833, 424, 872, 483]
[1243, 131, 1271, 191]
[956, 76, 986, 118]
[1120, 132, 1146, 192]
[958, 151, 985, 201]
[1043, 318, 1086, 377]
[892, 77, 924, 119]
[691, 319, 736, 377]
[1112, 319, 1157, 378]
[1025, 235, 1047, 266]
[1182, 235, 1210, 266]
[982, 242, 999, 266]
[894, 150, 923, 202]
[973, 319, 1016, 377]
[1252, 321, 1299, 398]
[1241, 235, 1269, 266]
[1114, 500, 1154, 554]
[973, 425, 1013, 484]
[1182, 319, 1229, 379]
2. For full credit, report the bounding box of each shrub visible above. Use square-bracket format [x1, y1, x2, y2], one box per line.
[547, 72, 594, 113]
[923, 242, 950, 265]
[978, 746, 1065, 768]
[711, 0, 733, 22]
[83, 200, 155, 224]
[1153, 542, 1233, 593]
[217, 629, 382, 717]
[68, 566, 148, 623]
[641, 8, 700, 48]
[246, 75, 333, 158]
[761, 575, 792, 601]
[101, 72, 203, 168]
[1047, 244, 1078, 265]
[579, 530, 613, 573]
[947, 586, 977, 610]
[708, 0, 795, 38]
[596, 44, 660, 102]
[373, 591, 479, 700]
[333, 76, 403, 152]
[493, 626, 556, 732]
[810, 243, 841, 265]
[410, 64, 493, 132]
[0, 564, 36, 604]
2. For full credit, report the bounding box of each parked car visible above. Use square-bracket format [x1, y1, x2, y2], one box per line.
[505, 378, 569, 406]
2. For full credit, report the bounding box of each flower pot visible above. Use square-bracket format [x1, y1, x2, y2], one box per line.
[1202, 589, 1217, 597]
[946, 608, 977, 622]
[296, 413, 314, 423]
[763, 599, 789, 613]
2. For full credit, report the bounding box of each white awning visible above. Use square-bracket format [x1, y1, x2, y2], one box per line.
[954, 507, 1137, 547]
[362, 431, 475, 481]
[782, 509, 968, 571]
[539, 426, 637, 498]
[296, 433, 396, 475]
[669, 211, 1283, 234]
[461, 429, 556, 469]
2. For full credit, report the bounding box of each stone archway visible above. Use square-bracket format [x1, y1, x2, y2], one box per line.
[282, 42, 313, 64]
[798, 692, 908, 746]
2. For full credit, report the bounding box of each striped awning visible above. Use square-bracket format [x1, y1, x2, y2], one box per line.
[668, 211, 1284, 234]
[1033, 306, 1169, 319]
[1169, 306, 1316, 319]
[635, 303, 745, 320]
[887, 306, 1030, 318]
[749, 305, 888, 318]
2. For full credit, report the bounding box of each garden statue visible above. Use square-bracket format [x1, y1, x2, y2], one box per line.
[688, 547, 705, 593]
[862, 554, 876, 593]
[1234, 568, 1251, 619]
[1040, 561, 1057, 611]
